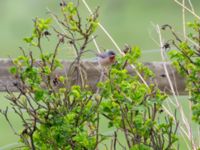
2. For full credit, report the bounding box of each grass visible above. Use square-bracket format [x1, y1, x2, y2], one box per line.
[1, 0, 200, 58]
[163, 96, 200, 149]
[0, 94, 21, 147]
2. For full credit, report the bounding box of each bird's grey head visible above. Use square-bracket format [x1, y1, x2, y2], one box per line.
[107, 50, 116, 56]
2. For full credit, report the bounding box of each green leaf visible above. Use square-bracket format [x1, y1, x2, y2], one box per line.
[9, 67, 17, 74]
[23, 36, 34, 44]
[34, 89, 45, 101]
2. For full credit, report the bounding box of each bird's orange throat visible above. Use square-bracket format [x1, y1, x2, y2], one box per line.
[109, 55, 115, 63]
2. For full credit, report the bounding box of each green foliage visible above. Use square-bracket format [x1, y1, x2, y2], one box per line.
[167, 21, 200, 124]
[60, 1, 98, 37]
[9, 49, 100, 149]
[31, 85, 97, 150]
[2, 1, 180, 150]
[4, 2, 101, 149]
[23, 18, 52, 46]
[98, 47, 178, 149]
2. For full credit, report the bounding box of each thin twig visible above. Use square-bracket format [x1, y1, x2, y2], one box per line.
[174, 0, 200, 20]
[182, 0, 186, 40]
[156, 25, 197, 150]
[187, 0, 195, 12]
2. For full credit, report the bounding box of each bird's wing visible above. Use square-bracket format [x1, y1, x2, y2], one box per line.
[97, 53, 107, 58]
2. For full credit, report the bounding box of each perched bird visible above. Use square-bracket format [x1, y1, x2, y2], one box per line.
[97, 50, 116, 67]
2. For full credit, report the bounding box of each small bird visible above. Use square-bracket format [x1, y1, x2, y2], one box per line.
[97, 50, 116, 67]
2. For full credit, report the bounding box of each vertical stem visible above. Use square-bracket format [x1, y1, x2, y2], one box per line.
[51, 40, 62, 71]
[95, 112, 100, 149]
[120, 105, 131, 148]
[182, 0, 186, 40]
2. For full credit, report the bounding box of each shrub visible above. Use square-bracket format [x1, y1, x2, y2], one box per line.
[99, 47, 178, 149]
[1, 1, 179, 150]
[162, 23, 200, 124]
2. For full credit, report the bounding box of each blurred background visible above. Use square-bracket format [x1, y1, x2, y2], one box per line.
[0, 0, 200, 61]
[0, 0, 200, 148]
